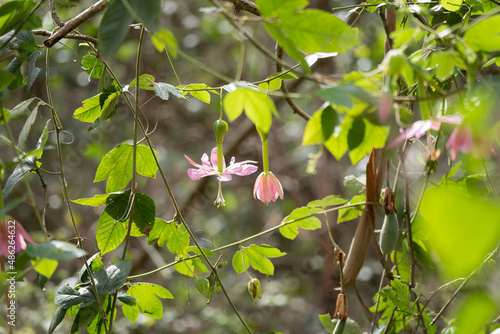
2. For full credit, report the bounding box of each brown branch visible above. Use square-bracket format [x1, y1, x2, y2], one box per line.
[49, 0, 64, 27]
[44, 0, 107, 48]
[33, 29, 97, 44]
[222, 0, 260, 16]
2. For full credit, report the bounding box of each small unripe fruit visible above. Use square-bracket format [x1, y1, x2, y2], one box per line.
[214, 119, 228, 144]
[332, 319, 346, 334]
[379, 212, 399, 255]
[247, 278, 262, 303]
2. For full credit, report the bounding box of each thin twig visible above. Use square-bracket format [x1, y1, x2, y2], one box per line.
[44, 0, 107, 47]
[34, 168, 50, 238]
[129, 201, 376, 280]
[33, 30, 97, 44]
[45, 48, 109, 333]
[276, 44, 311, 121]
[430, 243, 500, 326]
[49, 0, 64, 27]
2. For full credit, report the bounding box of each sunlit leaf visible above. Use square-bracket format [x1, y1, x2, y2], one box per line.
[223, 88, 275, 134]
[302, 105, 338, 145]
[126, 283, 173, 319]
[464, 16, 500, 52]
[419, 182, 500, 278]
[280, 207, 323, 240]
[147, 218, 190, 256]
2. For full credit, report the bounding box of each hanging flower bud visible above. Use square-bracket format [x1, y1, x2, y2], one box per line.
[335, 292, 348, 321]
[247, 278, 262, 303]
[214, 119, 228, 144]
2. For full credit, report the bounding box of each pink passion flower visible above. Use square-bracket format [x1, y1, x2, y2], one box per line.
[387, 114, 463, 149]
[184, 147, 258, 181]
[446, 124, 496, 161]
[253, 172, 284, 207]
[0, 218, 35, 258]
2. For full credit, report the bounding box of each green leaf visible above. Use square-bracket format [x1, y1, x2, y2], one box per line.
[96, 194, 129, 254]
[93, 260, 132, 295]
[122, 303, 140, 324]
[151, 29, 178, 57]
[279, 10, 359, 53]
[154, 82, 187, 100]
[319, 313, 337, 332]
[464, 16, 500, 52]
[78, 253, 104, 284]
[455, 291, 496, 334]
[263, 21, 309, 69]
[31, 258, 58, 278]
[2, 158, 35, 197]
[72, 194, 110, 207]
[9, 98, 37, 120]
[26, 50, 41, 92]
[54, 284, 96, 309]
[280, 206, 323, 240]
[49, 306, 67, 334]
[147, 218, 190, 256]
[257, 0, 308, 16]
[348, 119, 389, 165]
[136, 0, 160, 31]
[307, 194, 347, 209]
[223, 88, 275, 134]
[70, 304, 99, 334]
[319, 314, 361, 334]
[4, 31, 39, 89]
[132, 193, 155, 232]
[195, 277, 211, 298]
[34, 119, 51, 160]
[0, 107, 10, 124]
[26, 240, 87, 261]
[418, 182, 500, 279]
[317, 83, 374, 109]
[232, 249, 248, 274]
[440, 0, 463, 11]
[175, 259, 195, 276]
[233, 244, 286, 275]
[258, 1, 359, 69]
[258, 78, 282, 91]
[127, 283, 174, 319]
[129, 74, 155, 90]
[136, 145, 158, 178]
[347, 118, 365, 151]
[338, 195, 365, 223]
[95, 143, 158, 192]
[17, 102, 40, 150]
[98, 0, 135, 59]
[95, 191, 155, 254]
[82, 53, 105, 79]
[179, 83, 212, 103]
[0, 1, 39, 36]
[117, 292, 137, 306]
[73, 94, 103, 123]
[0, 70, 16, 91]
[302, 105, 338, 145]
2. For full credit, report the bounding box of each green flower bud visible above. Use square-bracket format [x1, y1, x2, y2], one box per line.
[247, 278, 262, 303]
[214, 120, 228, 144]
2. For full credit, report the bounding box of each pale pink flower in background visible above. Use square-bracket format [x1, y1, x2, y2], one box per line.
[387, 114, 463, 149]
[0, 219, 35, 258]
[446, 124, 496, 161]
[253, 172, 284, 207]
[185, 147, 258, 181]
